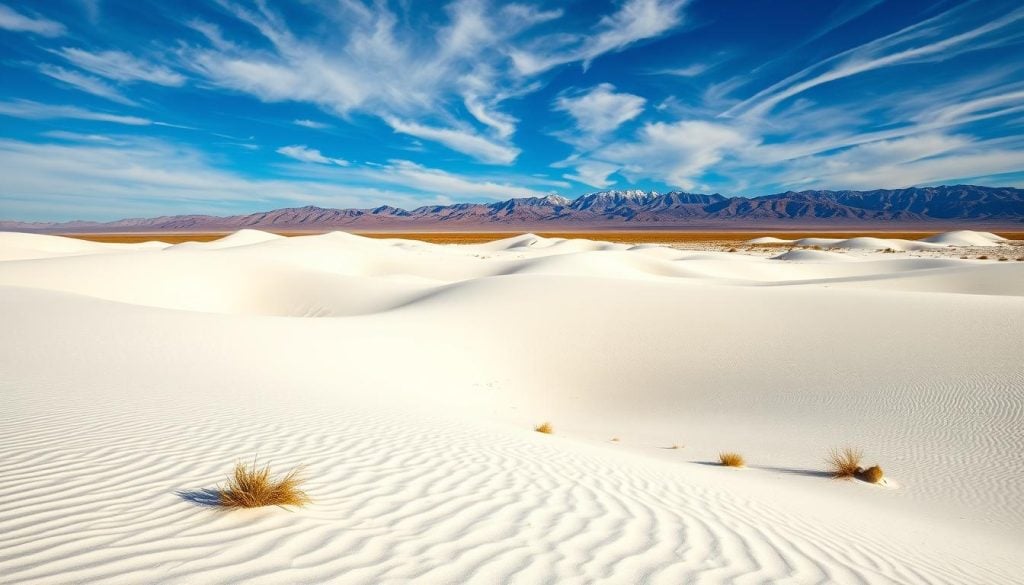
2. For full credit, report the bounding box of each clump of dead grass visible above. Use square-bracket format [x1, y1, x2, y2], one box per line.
[719, 452, 745, 467]
[534, 422, 553, 434]
[827, 447, 863, 478]
[859, 465, 884, 484]
[218, 460, 310, 509]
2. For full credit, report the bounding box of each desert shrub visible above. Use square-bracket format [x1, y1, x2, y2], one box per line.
[810, 245, 823, 251]
[858, 465, 884, 483]
[883, 248, 895, 253]
[977, 255, 989, 260]
[218, 461, 310, 509]
[827, 447, 863, 478]
[998, 257, 1008, 261]
[727, 247, 738, 253]
[719, 452, 745, 467]
[960, 256, 969, 259]
[534, 422, 553, 434]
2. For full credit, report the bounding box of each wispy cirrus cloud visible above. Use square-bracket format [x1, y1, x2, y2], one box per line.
[293, 119, 330, 130]
[510, 0, 688, 74]
[0, 3, 64, 37]
[0, 100, 152, 125]
[54, 48, 187, 86]
[276, 145, 349, 166]
[38, 64, 137, 106]
[384, 117, 521, 165]
[727, 1, 1024, 119]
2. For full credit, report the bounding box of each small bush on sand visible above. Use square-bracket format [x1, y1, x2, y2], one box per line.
[998, 257, 1008, 261]
[727, 247, 738, 253]
[977, 255, 989, 260]
[719, 452, 745, 467]
[534, 422, 553, 434]
[218, 461, 310, 509]
[827, 447, 863, 478]
[960, 256, 969, 259]
[858, 465, 884, 484]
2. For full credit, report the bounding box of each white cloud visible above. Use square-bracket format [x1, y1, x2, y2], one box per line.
[729, 4, 1024, 118]
[554, 83, 645, 147]
[0, 137, 550, 221]
[563, 120, 751, 190]
[276, 145, 349, 166]
[555, 158, 619, 188]
[38, 64, 137, 106]
[179, 0, 681, 165]
[0, 4, 64, 36]
[293, 119, 330, 129]
[511, 0, 687, 74]
[55, 48, 186, 86]
[385, 117, 521, 164]
[0, 100, 152, 125]
[371, 159, 545, 199]
[762, 133, 1024, 190]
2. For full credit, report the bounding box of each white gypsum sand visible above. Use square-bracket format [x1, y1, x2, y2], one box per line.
[0, 229, 1022, 584]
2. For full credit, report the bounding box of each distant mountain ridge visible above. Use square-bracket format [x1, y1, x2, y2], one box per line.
[4, 185, 1023, 232]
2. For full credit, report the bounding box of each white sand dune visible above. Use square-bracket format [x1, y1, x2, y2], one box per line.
[747, 230, 1010, 251]
[1, 230, 1022, 584]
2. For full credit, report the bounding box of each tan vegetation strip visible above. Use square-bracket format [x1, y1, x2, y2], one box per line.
[58, 230, 1024, 245]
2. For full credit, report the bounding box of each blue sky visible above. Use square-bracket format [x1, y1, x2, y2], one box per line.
[1, 0, 1022, 221]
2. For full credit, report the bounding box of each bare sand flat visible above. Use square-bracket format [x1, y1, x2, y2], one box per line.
[1, 229, 1022, 584]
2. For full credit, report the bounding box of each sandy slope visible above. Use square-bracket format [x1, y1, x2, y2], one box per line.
[1, 230, 1022, 584]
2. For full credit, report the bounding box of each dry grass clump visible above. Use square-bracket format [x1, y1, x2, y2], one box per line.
[727, 247, 738, 253]
[218, 461, 310, 509]
[719, 452, 745, 467]
[998, 257, 1008, 261]
[859, 465, 884, 484]
[827, 447, 888, 483]
[827, 447, 863, 478]
[534, 421, 553, 434]
[977, 255, 989, 260]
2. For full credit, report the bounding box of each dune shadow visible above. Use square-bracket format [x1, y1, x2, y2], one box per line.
[176, 488, 222, 507]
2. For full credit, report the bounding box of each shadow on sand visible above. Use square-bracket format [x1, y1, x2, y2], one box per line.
[176, 488, 222, 507]
[691, 461, 833, 478]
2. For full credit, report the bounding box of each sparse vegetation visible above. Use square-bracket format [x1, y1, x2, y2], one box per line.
[719, 452, 745, 467]
[534, 422, 553, 434]
[727, 247, 738, 253]
[883, 247, 895, 253]
[218, 460, 310, 509]
[978, 255, 989, 260]
[960, 255, 969, 259]
[827, 447, 863, 479]
[859, 465, 884, 484]
[998, 257, 1008, 261]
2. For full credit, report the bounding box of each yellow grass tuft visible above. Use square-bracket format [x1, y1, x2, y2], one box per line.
[859, 465, 884, 484]
[218, 461, 310, 509]
[534, 422, 553, 434]
[719, 452, 745, 467]
[827, 447, 863, 479]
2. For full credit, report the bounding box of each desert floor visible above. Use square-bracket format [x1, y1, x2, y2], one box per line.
[1, 229, 1022, 584]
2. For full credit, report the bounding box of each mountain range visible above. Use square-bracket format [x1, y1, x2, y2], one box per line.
[4, 185, 1023, 232]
